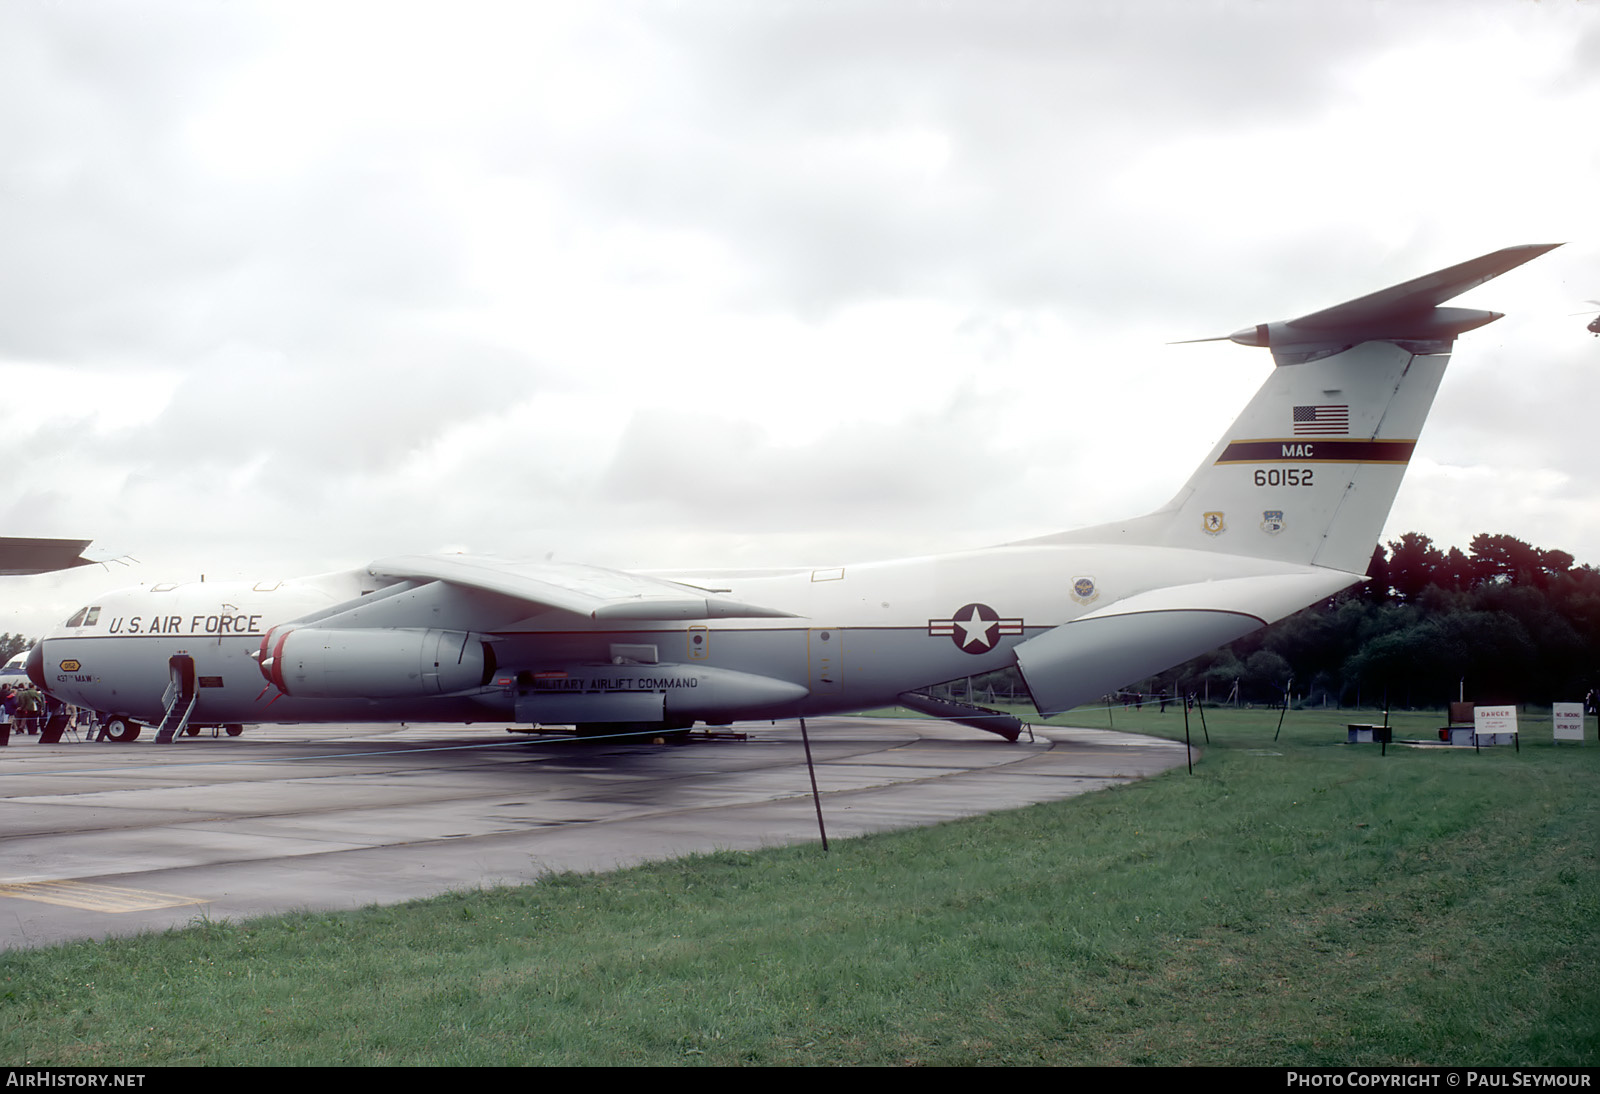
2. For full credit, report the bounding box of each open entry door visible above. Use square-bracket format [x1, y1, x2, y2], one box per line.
[154, 654, 198, 743]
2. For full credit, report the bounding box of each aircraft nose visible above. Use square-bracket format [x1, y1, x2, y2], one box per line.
[25, 642, 48, 692]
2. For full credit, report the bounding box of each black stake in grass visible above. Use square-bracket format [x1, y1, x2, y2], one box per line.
[798, 716, 829, 852]
[1274, 677, 1292, 742]
[1182, 694, 1193, 774]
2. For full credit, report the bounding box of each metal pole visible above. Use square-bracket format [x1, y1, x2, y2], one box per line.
[1182, 694, 1193, 774]
[798, 717, 829, 852]
[1274, 677, 1292, 742]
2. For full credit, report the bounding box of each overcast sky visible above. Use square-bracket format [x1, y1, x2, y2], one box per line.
[2, 0, 1597, 635]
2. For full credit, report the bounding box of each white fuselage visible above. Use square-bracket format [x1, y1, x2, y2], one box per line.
[34, 542, 1349, 729]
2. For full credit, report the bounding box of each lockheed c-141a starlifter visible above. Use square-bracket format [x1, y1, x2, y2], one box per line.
[29, 244, 1557, 743]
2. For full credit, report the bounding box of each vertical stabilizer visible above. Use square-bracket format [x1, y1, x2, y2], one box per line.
[1022, 244, 1559, 574]
[1135, 340, 1445, 573]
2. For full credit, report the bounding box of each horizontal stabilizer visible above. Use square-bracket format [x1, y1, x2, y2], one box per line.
[1290, 243, 1561, 330]
[1211, 243, 1560, 364]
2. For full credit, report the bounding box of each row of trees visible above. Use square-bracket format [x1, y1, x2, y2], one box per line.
[0, 634, 29, 667]
[1374, 532, 1579, 602]
[1149, 532, 1600, 708]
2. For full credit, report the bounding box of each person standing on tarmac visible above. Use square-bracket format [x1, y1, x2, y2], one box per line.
[16, 684, 41, 735]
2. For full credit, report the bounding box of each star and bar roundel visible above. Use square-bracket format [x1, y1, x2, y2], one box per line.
[928, 602, 1024, 654]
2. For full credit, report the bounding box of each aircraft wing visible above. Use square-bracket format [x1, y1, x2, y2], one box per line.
[364, 554, 798, 622]
[0, 537, 94, 576]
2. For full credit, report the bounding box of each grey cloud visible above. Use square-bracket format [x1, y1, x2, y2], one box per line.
[527, 2, 1436, 317]
[593, 387, 1038, 541]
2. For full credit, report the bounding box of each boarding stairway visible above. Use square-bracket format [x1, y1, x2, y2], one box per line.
[154, 692, 197, 743]
[154, 655, 198, 743]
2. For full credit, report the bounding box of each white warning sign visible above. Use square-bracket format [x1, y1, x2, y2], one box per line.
[1473, 705, 1518, 737]
[1553, 703, 1585, 742]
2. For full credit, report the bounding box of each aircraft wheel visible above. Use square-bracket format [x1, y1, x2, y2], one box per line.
[184, 723, 201, 736]
[224, 723, 244, 737]
[105, 716, 141, 743]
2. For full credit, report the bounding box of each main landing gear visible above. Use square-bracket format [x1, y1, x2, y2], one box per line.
[102, 715, 141, 743]
[94, 717, 244, 742]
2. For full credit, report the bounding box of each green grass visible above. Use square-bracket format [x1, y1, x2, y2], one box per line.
[1, 706, 1596, 1065]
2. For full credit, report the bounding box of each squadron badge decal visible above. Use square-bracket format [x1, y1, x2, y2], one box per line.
[1070, 577, 1099, 605]
[1202, 511, 1226, 536]
[1261, 509, 1286, 535]
[928, 603, 1024, 654]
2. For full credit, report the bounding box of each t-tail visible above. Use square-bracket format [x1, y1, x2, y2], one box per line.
[1029, 243, 1561, 574]
[1009, 244, 1558, 715]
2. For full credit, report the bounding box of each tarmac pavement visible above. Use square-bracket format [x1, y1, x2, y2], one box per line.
[0, 716, 1193, 949]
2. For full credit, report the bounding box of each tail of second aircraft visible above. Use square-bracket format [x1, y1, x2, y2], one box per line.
[1027, 244, 1559, 574]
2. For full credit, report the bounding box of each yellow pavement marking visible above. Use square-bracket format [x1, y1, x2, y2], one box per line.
[0, 880, 208, 913]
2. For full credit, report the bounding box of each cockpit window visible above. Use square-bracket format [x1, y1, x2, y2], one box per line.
[65, 607, 87, 628]
[83, 607, 100, 626]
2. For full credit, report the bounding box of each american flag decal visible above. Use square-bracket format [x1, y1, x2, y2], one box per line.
[1293, 404, 1349, 435]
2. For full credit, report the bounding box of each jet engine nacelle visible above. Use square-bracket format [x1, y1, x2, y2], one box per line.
[258, 627, 490, 698]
